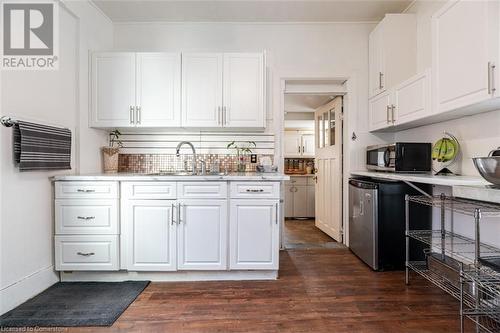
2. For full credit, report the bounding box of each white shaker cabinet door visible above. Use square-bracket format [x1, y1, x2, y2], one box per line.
[177, 200, 228, 270]
[182, 53, 223, 128]
[284, 132, 301, 158]
[123, 200, 177, 271]
[369, 90, 392, 131]
[223, 53, 265, 128]
[432, 0, 499, 114]
[393, 70, 431, 126]
[136, 53, 181, 127]
[229, 199, 279, 270]
[91, 52, 136, 127]
[301, 134, 315, 157]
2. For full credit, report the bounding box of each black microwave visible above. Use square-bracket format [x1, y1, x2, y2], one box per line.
[366, 143, 432, 173]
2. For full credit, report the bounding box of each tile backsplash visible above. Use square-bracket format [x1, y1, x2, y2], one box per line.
[119, 154, 274, 174]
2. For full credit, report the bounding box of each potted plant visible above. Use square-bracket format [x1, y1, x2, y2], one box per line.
[227, 141, 256, 172]
[102, 129, 122, 173]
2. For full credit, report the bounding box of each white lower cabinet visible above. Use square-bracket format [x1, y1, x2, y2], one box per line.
[177, 199, 228, 270]
[229, 199, 279, 270]
[122, 200, 177, 271]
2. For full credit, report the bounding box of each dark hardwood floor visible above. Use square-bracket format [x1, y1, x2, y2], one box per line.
[68, 248, 472, 333]
[284, 219, 334, 247]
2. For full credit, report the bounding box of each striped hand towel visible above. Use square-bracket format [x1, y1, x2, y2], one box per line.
[13, 121, 72, 171]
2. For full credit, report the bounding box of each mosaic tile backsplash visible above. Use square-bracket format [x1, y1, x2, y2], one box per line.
[119, 154, 275, 174]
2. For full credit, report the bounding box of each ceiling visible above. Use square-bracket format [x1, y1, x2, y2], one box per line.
[92, 0, 412, 23]
[285, 94, 333, 113]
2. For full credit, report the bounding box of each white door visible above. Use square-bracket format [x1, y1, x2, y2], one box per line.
[123, 200, 177, 271]
[91, 52, 136, 127]
[136, 53, 181, 127]
[177, 200, 227, 270]
[229, 199, 279, 269]
[223, 53, 265, 128]
[284, 131, 301, 157]
[368, 90, 392, 131]
[314, 97, 343, 241]
[182, 53, 223, 127]
[393, 70, 431, 126]
[301, 134, 315, 157]
[433, 0, 498, 114]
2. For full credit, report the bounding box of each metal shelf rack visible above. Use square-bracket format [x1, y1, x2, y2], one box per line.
[405, 194, 500, 333]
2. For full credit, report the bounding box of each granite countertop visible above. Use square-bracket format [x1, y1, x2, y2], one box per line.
[51, 172, 290, 182]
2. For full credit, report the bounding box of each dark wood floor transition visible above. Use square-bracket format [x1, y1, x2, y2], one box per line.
[68, 248, 473, 333]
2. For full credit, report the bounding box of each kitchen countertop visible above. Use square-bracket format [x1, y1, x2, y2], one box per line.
[285, 174, 315, 177]
[453, 185, 500, 204]
[51, 172, 290, 182]
[350, 170, 490, 187]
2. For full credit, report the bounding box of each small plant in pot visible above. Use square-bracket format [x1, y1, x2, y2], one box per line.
[102, 129, 122, 173]
[227, 141, 256, 172]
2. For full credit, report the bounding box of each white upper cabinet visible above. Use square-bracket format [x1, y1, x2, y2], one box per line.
[284, 131, 315, 158]
[369, 14, 417, 98]
[432, 0, 499, 114]
[182, 53, 224, 128]
[182, 52, 265, 129]
[369, 90, 392, 131]
[223, 53, 265, 128]
[91, 53, 136, 127]
[136, 53, 181, 127]
[91, 52, 182, 128]
[393, 70, 432, 126]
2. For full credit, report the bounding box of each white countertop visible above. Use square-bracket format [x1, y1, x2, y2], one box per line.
[51, 172, 290, 182]
[453, 185, 500, 204]
[350, 171, 490, 187]
[286, 174, 315, 177]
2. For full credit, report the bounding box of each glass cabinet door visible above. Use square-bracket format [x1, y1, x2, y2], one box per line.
[329, 108, 336, 146]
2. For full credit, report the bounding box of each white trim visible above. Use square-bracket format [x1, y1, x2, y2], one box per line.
[0, 265, 59, 315]
[401, 0, 418, 14]
[85, 0, 114, 24]
[60, 270, 278, 282]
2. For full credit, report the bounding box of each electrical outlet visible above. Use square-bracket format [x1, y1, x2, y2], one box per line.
[250, 154, 257, 163]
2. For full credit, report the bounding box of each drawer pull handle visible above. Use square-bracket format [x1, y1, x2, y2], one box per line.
[77, 216, 95, 220]
[77, 252, 95, 257]
[246, 189, 264, 193]
[77, 189, 95, 193]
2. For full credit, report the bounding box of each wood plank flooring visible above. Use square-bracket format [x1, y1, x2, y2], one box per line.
[68, 248, 473, 333]
[284, 219, 333, 246]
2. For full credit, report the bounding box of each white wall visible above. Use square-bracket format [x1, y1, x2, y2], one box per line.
[397, 0, 500, 176]
[0, 1, 113, 315]
[113, 22, 393, 173]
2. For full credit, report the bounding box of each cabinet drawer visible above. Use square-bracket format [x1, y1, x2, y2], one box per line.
[55, 182, 118, 199]
[177, 182, 227, 198]
[230, 182, 280, 199]
[121, 182, 176, 199]
[55, 199, 118, 234]
[55, 235, 119, 271]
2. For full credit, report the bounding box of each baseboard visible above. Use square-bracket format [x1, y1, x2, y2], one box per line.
[0, 265, 59, 315]
[60, 270, 278, 282]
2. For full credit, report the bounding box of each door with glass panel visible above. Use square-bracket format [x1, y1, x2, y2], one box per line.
[314, 97, 343, 241]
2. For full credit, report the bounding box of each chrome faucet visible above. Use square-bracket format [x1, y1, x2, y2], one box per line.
[176, 141, 197, 175]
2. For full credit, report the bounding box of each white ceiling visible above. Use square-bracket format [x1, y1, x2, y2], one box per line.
[92, 0, 412, 23]
[285, 94, 333, 113]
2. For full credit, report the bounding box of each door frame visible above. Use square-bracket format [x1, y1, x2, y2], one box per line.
[279, 75, 358, 249]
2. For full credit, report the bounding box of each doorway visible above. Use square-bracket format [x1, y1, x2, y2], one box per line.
[281, 79, 345, 249]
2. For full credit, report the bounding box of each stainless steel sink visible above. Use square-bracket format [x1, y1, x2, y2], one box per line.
[473, 157, 500, 185]
[147, 171, 226, 176]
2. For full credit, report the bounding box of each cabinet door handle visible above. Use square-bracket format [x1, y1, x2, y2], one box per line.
[217, 106, 221, 125]
[136, 106, 141, 125]
[171, 203, 176, 225]
[488, 62, 496, 95]
[246, 189, 264, 192]
[223, 106, 227, 126]
[275, 203, 279, 224]
[379, 72, 384, 89]
[77, 216, 95, 220]
[391, 105, 396, 124]
[129, 106, 135, 124]
[77, 189, 95, 193]
[77, 252, 95, 257]
[386, 105, 391, 124]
